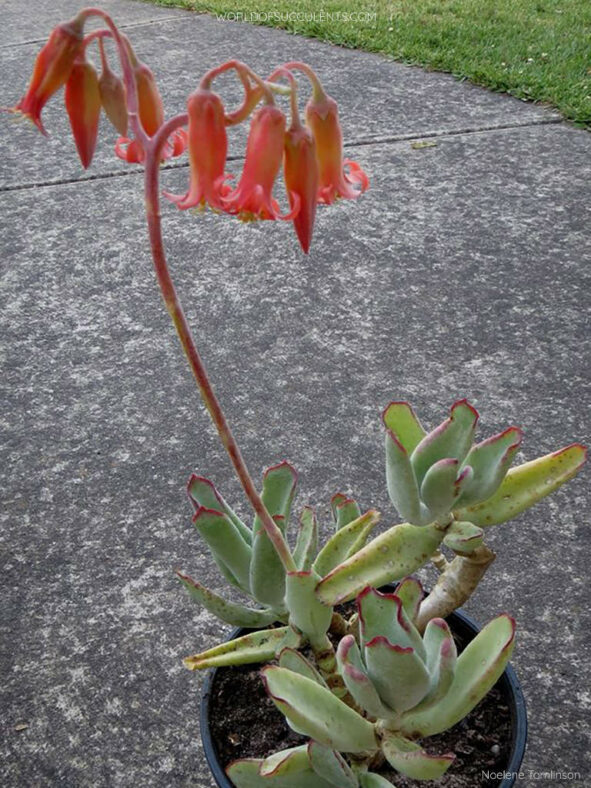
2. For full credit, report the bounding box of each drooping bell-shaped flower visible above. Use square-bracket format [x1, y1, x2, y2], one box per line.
[306, 92, 369, 204]
[98, 40, 128, 137]
[8, 17, 84, 134]
[223, 104, 294, 221]
[65, 56, 102, 169]
[165, 88, 231, 212]
[284, 112, 318, 253]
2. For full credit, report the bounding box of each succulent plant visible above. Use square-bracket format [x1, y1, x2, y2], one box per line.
[227, 579, 516, 787]
[182, 399, 585, 669]
[181, 466, 381, 676]
[315, 399, 586, 623]
[9, 13, 586, 788]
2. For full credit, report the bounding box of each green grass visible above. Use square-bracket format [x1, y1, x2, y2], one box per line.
[144, 0, 591, 127]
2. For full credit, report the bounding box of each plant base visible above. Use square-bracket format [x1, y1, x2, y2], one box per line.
[201, 607, 526, 788]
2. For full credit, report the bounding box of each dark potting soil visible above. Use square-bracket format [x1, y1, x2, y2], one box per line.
[209, 658, 512, 788]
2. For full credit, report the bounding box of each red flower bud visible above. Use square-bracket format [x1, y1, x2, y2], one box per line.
[65, 57, 102, 169]
[134, 62, 164, 137]
[306, 94, 369, 204]
[10, 18, 84, 134]
[165, 88, 231, 211]
[99, 61, 128, 137]
[284, 124, 318, 253]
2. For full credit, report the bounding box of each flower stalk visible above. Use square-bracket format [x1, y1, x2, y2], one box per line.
[146, 116, 296, 572]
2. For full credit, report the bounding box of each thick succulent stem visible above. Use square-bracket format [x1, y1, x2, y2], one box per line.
[431, 548, 450, 574]
[329, 611, 349, 637]
[311, 634, 360, 708]
[142, 118, 296, 573]
[415, 545, 496, 632]
[310, 633, 338, 678]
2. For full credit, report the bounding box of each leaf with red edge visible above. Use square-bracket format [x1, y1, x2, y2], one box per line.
[192, 506, 252, 592]
[331, 493, 362, 531]
[455, 427, 523, 507]
[410, 400, 479, 489]
[316, 523, 443, 605]
[176, 572, 277, 628]
[400, 614, 516, 737]
[262, 666, 377, 753]
[454, 444, 587, 527]
[381, 733, 455, 780]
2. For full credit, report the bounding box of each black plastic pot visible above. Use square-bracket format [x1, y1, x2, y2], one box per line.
[201, 604, 527, 788]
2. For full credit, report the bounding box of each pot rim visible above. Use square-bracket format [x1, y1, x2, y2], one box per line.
[200, 602, 527, 788]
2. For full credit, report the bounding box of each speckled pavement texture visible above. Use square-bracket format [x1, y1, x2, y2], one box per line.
[1, 1, 589, 787]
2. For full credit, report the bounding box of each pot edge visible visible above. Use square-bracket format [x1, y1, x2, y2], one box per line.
[200, 604, 527, 788]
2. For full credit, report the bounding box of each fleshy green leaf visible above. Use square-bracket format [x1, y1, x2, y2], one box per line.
[400, 614, 516, 736]
[331, 493, 362, 531]
[193, 507, 252, 593]
[252, 462, 298, 537]
[227, 749, 336, 788]
[250, 462, 298, 608]
[262, 666, 378, 753]
[259, 746, 310, 777]
[308, 741, 358, 788]
[394, 577, 424, 624]
[187, 474, 252, 544]
[176, 572, 279, 628]
[382, 401, 426, 454]
[454, 444, 587, 527]
[359, 773, 399, 788]
[183, 626, 289, 670]
[316, 524, 444, 605]
[443, 520, 484, 554]
[250, 523, 287, 610]
[420, 458, 463, 519]
[277, 625, 305, 653]
[364, 637, 429, 712]
[225, 760, 264, 788]
[410, 400, 479, 488]
[410, 618, 456, 712]
[279, 648, 328, 687]
[286, 571, 333, 646]
[293, 507, 318, 571]
[456, 427, 522, 507]
[336, 635, 391, 719]
[381, 733, 455, 779]
[384, 429, 424, 524]
[313, 510, 381, 577]
[358, 587, 425, 659]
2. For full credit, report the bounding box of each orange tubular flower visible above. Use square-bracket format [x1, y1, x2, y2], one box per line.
[165, 88, 231, 211]
[306, 93, 369, 205]
[284, 122, 318, 253]
[65, 57, 102, 169]
[9, 17, 84, 134]
[223, 105, 293, 222]
[115, 58, 187, 164]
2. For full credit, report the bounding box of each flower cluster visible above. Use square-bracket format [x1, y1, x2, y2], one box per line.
[5, 12, 368, 253]
[164, 60, 368, 252]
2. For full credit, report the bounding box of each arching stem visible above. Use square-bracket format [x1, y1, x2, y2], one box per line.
[144, 116, 296, 573]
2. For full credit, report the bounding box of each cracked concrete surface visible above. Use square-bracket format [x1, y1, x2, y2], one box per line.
[0, 1, 589, 787]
